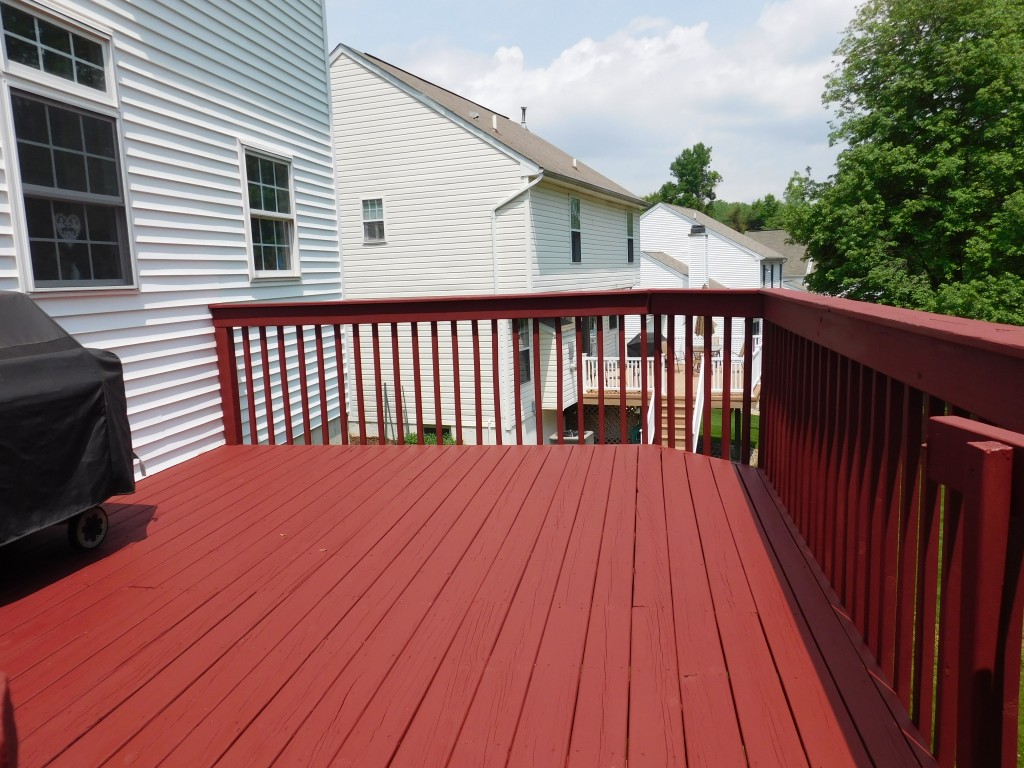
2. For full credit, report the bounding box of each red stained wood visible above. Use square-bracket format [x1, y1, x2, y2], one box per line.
[1, 445, 935, 768]
[0, 673, 14, 768]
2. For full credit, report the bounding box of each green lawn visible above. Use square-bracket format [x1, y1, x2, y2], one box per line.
[699, 408, 760, 446]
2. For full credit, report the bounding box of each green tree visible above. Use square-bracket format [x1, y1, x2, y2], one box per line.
[793, 0, 1024, 324]
[647, 142, 723, 213]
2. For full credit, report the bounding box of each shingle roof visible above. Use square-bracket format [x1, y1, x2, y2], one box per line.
[742, 230, 809, 278]
[659, 204, 789, 263]
[642, 250, 689, 276]
[339, 47, 644, 207]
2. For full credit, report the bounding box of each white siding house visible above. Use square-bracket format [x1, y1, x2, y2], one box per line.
[640, 203, 795, 291]
[330, 45, 644, 445]
[0, 0, 342, 475]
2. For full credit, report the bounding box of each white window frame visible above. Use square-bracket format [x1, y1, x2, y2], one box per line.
[361, 197, 386, 244]
[516, 318, 532, 384]
[626, 210, 635, 263]
[240, 141, 299, 280]
[1, 1, 137, 293]
[569, 196, 581, 263]
[0, 0, 116, 105]
[761, 259, 783, 288]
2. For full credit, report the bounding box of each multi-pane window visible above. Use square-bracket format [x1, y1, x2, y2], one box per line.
[12, 91, 128, 286]
[362, 198, 385, 243]
[761, 260, 783, 288]
[569, 197, 581, 263]
[626, 210, 635, 263]
[1, 2, 105, 90]
[516, 319, 532, 384]
[245, 151, 293, 273]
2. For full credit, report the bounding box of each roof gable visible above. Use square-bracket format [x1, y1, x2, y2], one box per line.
[331, 45, 644, 207]
[645, 203, 788, 263]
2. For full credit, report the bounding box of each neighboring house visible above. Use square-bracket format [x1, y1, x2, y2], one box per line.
[0, 0, 342, 475]
[624, 250, 688, 352]
[329, 45, 644, 444]
[743, 229, 812, 290]
[640, 203, 793, 291]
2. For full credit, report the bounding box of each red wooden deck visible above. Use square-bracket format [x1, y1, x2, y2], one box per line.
[0, 445, 932, 767]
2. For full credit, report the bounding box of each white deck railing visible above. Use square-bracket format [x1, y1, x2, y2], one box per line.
[582, 356, 656, 393]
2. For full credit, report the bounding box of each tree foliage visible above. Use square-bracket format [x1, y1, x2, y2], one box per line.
[709, 194, 788, 233]
[791, 0, 1024, 324]
[646, 142, 723, 213]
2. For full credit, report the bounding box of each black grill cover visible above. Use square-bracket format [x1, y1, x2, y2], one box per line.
[0, 291, 134, 546]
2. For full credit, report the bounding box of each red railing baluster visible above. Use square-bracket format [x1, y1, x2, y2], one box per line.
[431, 321, 442, 445]
[411, 322, 424, 445]
[576, 317, 585, 443]
[296, 326, 313, 443]
[372, 323, 385, 445]
[721, 317, 732, 458]
[895, 387, 924, 710]
[742, 316, 753, 462]
[511, 319, 523, 444]
[472, 320, 483, 444]
[314, 325, 330, 445]
[556, 321, 565, 439]
[333, 324, 348, 445]
[351, 324, 367, 444]
[491, 319, 502, 446]
[597, 317, 606, 444]
[878, 378, 905, 677]
[640, 316, 648, 445]
[241, 327, 258, 444]
[666, 314, 676, 449]
[451, 320, 463, 445]
[653, 314, 662, 447]
[276, 327, 294, 444]
[701, 315, 711, 456]
[620, 315, 628, 446]
[685, 315, 694, 452]
[532, 317, 543, 446]
[391, 322, 403, 445]
[258, 327, 275, 445]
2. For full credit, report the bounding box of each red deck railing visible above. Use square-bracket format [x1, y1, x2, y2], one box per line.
[760, 292, 1024, 768]
[210, 288, 1024, 767]
[210, 290, 761, 455]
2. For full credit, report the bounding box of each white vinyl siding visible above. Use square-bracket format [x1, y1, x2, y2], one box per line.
[531, 182, 639, 293]
[0, 0, 341, 475]
[331, 51, 525, 299]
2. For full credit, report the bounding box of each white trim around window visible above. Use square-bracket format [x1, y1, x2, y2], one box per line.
[1, 1, 118, 107]
[240, 141, 299, 280]
[361, 196, 386, 244]
[0, 1, 137, 293]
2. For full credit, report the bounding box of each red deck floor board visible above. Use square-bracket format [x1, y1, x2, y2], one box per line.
[0, 444, 934, 768]
[661, 450, 747, 767]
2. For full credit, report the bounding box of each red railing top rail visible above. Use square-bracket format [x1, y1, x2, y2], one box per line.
[762, 290, 1024, 433]
[209, 289, 765, 327]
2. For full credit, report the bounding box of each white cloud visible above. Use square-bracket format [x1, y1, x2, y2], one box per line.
[400, 0, 859, 201]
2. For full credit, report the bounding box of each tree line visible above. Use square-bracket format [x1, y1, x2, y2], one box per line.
[646, 0, 1024, 325]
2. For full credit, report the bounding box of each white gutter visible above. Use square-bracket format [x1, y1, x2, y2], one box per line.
[491, 172, 545, 295]
[490, 172, 545, 438]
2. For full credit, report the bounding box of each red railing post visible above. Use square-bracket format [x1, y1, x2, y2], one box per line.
[214, 324, 243, 445]
[927, 416, 1024, 767]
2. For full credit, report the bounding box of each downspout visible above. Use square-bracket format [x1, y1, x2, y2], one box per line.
[490, 173, 545, 441]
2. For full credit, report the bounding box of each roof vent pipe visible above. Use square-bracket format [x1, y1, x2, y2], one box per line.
[521, 106, 527, 129]
[492, 114, 497, 131]
[572, 158, 577, 170]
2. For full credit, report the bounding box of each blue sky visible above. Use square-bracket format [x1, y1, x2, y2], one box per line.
[324, 0, 861, 202]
